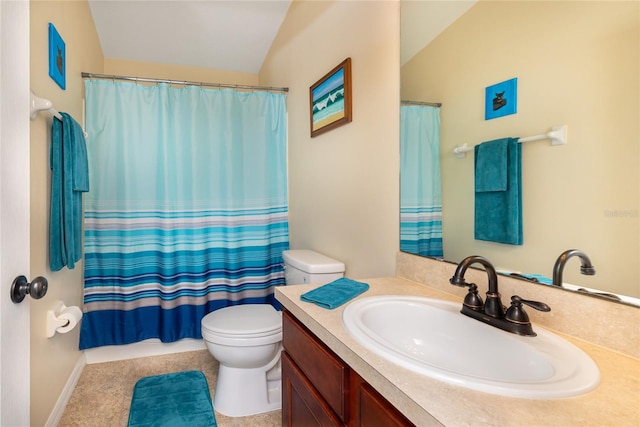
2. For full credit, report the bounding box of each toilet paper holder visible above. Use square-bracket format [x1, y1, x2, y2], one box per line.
[46, 301, 83, 338]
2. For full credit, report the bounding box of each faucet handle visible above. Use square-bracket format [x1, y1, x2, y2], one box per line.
[516, 295, 551, 312]
[462, 283, 484, 311]
[505, 295, 550, 324]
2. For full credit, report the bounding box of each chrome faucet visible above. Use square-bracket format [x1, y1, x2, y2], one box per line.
[552, 249, 596, 287]
[450, 255, 550, 336]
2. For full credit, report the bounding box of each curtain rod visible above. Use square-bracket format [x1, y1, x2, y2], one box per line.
[81, 72, 289, 93]
[401, 100, 442, 108]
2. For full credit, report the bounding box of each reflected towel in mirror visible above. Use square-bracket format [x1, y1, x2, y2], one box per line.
[474, 137, 522, 245]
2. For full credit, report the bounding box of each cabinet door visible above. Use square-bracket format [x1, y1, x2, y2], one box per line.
[283, 311, 348, 420]
[350, 372, 415, 427]
[282, 351, 343, 427]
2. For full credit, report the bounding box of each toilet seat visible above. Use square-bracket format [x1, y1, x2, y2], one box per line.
[201, 304, 282, 346]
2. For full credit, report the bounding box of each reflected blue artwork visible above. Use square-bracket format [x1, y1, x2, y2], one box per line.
[485, 78, 517, 120]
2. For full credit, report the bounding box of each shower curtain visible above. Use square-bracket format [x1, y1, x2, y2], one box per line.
[79, 80, 289, 349]
[400, 105, 443, 257]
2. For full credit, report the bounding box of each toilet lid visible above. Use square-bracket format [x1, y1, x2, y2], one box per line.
[201, 304, 282, 336]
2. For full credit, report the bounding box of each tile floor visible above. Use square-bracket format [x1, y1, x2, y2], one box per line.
[58, 349, 281, 427]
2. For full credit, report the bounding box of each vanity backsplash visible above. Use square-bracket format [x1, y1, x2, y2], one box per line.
[396, 252, 640, 358]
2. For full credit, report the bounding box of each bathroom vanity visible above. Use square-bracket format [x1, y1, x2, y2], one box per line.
[282, 310, 412, 426]
[275, 276, 640, 426]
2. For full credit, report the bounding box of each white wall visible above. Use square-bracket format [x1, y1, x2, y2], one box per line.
[260, 0, 401, 279]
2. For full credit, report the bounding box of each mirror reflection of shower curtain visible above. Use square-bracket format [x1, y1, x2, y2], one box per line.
[400, 105, 443, 257]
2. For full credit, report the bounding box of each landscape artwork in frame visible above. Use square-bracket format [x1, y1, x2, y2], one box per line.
[48, 23, 66, 90]
[485, 77, 517, 120]
[310, 58, 352, 137]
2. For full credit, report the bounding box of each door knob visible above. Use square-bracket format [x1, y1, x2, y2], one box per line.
[10, 275, 48, 303]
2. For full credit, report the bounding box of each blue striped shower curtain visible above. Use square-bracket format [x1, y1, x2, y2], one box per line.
[400, 105, 443, 257]
[79, 81, 289, 349]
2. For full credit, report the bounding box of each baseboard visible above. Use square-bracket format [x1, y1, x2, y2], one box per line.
[45, 354, 86, 427]
[84, 338, 206, 364]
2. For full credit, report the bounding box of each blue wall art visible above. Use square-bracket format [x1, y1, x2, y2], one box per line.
[485, 78, 517, 120]
[49, 23, 66, 90]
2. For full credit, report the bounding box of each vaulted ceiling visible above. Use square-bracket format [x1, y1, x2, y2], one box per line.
[88, 0, 293, 74]
[87, 0, 476, 74]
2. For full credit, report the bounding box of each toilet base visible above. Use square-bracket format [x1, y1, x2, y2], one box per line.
[213, 362, 282, 417]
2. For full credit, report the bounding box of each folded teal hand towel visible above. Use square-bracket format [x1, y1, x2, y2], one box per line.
[474, 137, 523, 245]
[300, 278, 369, 309]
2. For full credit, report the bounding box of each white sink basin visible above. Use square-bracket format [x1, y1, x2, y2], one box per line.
[342, 295, 600, 399]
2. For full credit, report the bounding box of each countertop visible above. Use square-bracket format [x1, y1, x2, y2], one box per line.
[275, 277, 640, 426]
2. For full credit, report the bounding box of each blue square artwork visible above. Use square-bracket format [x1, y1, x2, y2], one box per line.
[485, 78, 517, 120]
[48, 23, 65, 90]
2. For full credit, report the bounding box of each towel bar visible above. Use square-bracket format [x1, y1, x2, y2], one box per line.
[453, 125, 567, 158]
[30, 91, 62, 121]
[30, 91, 88, 138]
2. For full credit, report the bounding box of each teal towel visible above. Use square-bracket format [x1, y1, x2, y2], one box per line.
[475, 139, 508, 192]
[300, 278, 369, 309]
[128, 370, 217, 427]
[523, 274, 553, 285]
[71, 120, 89, 192]
[50, 113, 90, 271]
[474, 137, 523, 245]
[509, 272, 553, 285]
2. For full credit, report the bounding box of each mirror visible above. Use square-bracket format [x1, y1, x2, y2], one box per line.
[400, 0, 639, 302]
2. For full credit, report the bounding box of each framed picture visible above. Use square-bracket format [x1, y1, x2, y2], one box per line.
[310, 58, 352, 137]
[485, 77, 517, 120]
[49, 23, 66, 90]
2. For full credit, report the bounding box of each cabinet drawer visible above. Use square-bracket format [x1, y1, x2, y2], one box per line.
[283, 310, 348, 421]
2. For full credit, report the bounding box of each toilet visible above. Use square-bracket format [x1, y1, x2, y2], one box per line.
[201, 249, 345, 417]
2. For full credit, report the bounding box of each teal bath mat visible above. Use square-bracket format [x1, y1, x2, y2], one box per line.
[128, 370, 217, 427]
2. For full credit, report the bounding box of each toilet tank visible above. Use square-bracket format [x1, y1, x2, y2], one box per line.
[282, 249, 345, 285]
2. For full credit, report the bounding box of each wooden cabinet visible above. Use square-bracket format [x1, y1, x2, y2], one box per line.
[282, 352, 343, 426]
[349, 374, 415, 427]
[282, 310, 414, 427]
